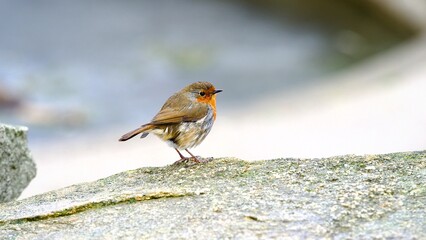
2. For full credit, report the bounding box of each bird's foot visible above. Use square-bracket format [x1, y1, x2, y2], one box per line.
[172, 156, 213, 165]
[172, 157, 196, 165]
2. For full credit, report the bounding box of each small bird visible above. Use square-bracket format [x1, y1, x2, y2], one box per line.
[119, 81, 222, 163]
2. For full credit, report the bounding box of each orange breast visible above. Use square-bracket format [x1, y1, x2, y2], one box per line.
[196, 94, 217, 120]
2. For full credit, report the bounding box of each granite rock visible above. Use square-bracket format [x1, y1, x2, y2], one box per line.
[0, 124, 36, 203]
[0, 151, 425, 239]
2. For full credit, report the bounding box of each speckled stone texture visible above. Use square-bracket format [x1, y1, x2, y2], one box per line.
[0, 124, 36, 202]
[0, 151, 425, 239]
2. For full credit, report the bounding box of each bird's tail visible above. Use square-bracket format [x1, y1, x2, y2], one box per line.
[119, 124, 153, 141]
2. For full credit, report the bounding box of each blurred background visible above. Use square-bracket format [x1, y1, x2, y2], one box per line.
[0, 0, 425, 198]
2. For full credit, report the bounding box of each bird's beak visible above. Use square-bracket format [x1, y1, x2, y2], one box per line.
[213, 89, 223, 94]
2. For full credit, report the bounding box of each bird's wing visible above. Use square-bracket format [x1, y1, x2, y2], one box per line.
[150, 104, 208, 125]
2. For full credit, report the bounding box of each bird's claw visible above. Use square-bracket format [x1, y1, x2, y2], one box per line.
[172, 156, 213, 165]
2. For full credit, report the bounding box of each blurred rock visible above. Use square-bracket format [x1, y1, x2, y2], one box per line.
[0, 87, 20, 109]
[0, 151, 425, 239]
[16, 103, 88, 127]
[0, 124, 36, 203]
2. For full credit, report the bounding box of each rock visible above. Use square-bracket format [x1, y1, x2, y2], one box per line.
[0, 124, 36, 202]
[0, 151, 425, 239]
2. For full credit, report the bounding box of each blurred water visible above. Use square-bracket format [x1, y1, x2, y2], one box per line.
[0, 0, 406, 144]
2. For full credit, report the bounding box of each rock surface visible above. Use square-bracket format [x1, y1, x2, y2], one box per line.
[0, 124, 36, 203]
[0, 151, 425, 239]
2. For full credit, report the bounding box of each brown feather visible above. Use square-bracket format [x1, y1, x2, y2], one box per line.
[119, 124, 153, 141]
[150, 105, 208, 125]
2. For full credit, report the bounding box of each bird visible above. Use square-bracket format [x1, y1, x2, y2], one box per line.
[119, 81, 222, 163]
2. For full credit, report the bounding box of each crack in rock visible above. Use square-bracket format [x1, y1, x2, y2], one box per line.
[0, 191, 193, 225]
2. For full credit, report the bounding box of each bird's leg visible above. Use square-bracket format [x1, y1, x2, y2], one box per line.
[174, 148, 186, 160]
[185, 149, 201, 163]
[173, 148, 203, 164]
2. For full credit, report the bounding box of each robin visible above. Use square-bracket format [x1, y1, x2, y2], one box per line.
[119, 81, 222, 163]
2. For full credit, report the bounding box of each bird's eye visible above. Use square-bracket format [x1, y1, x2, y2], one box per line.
[199, 91, 206, 97]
